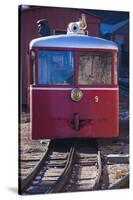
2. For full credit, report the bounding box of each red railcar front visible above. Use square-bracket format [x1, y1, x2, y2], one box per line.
[29, 26, 119, 139]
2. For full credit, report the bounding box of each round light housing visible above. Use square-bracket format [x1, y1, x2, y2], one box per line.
[71, 88, 83, 102]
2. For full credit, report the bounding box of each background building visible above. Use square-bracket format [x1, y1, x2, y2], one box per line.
[20, 5, 102, 107]
[101, 19, 129, 77]
[19, 5, 129, 107]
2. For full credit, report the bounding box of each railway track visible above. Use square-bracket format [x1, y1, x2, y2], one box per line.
[20, 139, 76, 194]
[20, 139, 129, 195]
[62, 140, 102, 192]
[20, 139, 102, 194]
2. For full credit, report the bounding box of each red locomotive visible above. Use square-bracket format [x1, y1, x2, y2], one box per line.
[29, 15, 119, 139]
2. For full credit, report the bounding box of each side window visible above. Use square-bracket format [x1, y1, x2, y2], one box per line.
[31, 50, 36, 84]
[114, 52, 118, 85]
[78, 52, 112, 85]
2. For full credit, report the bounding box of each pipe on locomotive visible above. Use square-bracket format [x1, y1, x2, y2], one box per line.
[67, 13, 87, 34]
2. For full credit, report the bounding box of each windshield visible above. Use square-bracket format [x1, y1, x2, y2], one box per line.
[78, 51, 112, 85]
[38, 50, 74, 85]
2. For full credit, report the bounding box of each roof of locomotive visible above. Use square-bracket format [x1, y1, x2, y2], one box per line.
[30, 34, 118, 50]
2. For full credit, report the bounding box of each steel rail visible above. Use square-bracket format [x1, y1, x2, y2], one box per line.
[60, 141, 102, 192]
[93, 150, 102, 190]
[20, 141, 76, 194]
[45, 145, 76, 193]
[108, 173, 129, 189]
[20, 141, 51, 194]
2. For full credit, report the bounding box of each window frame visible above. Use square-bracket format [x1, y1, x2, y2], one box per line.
[30, 47, 118, 87]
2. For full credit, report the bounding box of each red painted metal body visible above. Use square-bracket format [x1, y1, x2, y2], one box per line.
[30, 86, 119, 139]
[29, 46, 119, 139]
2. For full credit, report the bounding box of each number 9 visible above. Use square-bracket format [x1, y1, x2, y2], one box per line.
[95, 96, 99, 102]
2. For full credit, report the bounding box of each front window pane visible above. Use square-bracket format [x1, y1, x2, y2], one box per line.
[38, 50, 74, 85]
[78, 52, 112, 85]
